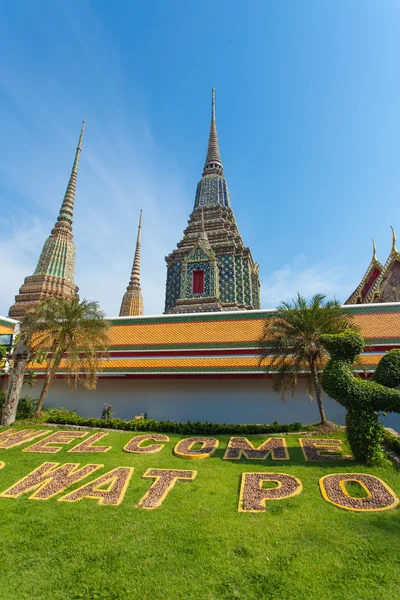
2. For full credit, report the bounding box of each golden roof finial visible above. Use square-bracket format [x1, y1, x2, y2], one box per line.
[390, 226, 398, 254]
[372, 238, 377, 262]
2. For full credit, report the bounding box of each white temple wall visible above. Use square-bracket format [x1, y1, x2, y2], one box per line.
[22, 377, 346, 425]
[3, 376, 400, 429]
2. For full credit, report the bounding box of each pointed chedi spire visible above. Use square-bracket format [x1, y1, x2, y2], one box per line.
[119, 210, 144, 316]
[194, 88, 231, 210]
[9, 122, 85, 319]
[165, 88, 260, 314]
[53, 120, 85, 235]
[202, 88, 224, 177]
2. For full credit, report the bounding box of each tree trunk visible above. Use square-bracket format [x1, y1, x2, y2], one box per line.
[1, 337, 30, 426]
[34, 355, 62, 416]
[310, 359, 327, 424]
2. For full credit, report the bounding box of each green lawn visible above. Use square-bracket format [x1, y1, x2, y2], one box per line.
[0, 426, 399, 600]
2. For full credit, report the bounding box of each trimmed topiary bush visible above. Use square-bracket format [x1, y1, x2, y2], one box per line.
[321, 330, 400, 465]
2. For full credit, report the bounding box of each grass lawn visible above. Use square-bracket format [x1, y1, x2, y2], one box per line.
[0, 425, 399, 600]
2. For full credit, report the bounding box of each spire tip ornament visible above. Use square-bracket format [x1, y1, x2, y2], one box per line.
[202, 88, 223, 177]
[372, 239, 377, 262]
[390, 226, 398, 254]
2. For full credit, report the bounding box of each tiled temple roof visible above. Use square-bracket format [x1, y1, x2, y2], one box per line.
[14, 302, 400, 377]
[0, 317, 17, 335]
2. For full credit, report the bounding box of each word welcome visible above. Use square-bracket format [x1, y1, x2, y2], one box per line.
[0, 429, 354, 461]
[0, 460, 397, 512]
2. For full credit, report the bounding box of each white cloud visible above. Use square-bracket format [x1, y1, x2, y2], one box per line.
[261, 254, 352, 308]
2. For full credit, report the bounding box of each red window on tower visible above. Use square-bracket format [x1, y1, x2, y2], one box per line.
[192, 270, 205, 294]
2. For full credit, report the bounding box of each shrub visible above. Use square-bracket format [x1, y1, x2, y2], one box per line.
[384, 430, 400, 457]
[321, 330, 400, 465]
[0, 393, 36, 421]
[101, 403, 114, 420]
[44, 409, 304, 435]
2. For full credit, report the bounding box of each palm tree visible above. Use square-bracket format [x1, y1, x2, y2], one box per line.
[32, 297, 110, 416]
[259, 293, 355, 425]
[1, 308, 45, 426]
[1, 297, 109, 425]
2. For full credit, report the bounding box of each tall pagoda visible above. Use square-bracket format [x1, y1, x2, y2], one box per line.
[345, 227, 400, 304]
[119, 210, 144, 316]
[9, 122, 85, 319]
[164, 89, 260, 314]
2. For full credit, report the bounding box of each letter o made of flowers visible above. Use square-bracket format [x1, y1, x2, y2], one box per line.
[319, 473, 399, 512]
[239, 472, 302, 512]
[174, 437, 219, 460]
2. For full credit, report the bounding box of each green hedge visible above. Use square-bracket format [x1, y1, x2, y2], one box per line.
[384, 430, 400, 456]
[45, 408, 304, 435]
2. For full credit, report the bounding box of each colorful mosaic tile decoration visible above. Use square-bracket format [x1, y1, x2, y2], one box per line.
[164, 89, 260, 314]
[9, 122, 86, 319]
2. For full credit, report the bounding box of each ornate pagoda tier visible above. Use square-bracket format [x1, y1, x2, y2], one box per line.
[119, 210, 144, 316]
[9, 122, 85, 319]
[164, 90, 260, 314]
[345, 227, 400, 304]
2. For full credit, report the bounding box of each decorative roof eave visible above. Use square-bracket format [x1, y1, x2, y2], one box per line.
[345, 239, 383, 304]
[0, 316, 18, 329]
[364, 227, 400, 303]
[26, 351, 386, 378]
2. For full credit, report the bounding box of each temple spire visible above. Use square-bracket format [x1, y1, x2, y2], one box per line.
[130, 209, 143, 286]
[119, 210, 144, 316]
[54, 120, 86, 234]
[202, 88, 223, 177]
[9, 121, 85, 319]
[390, 226, 398, 254]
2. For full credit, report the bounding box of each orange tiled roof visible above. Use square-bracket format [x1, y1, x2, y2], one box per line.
[25, 303, 400, 377]
[106, 304, 400, 350]
[0, 318, 16, 335]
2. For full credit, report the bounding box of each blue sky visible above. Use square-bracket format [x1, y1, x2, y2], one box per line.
[1, 0, 400, 316]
